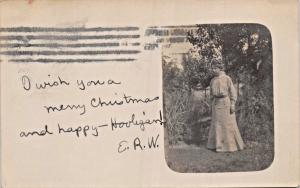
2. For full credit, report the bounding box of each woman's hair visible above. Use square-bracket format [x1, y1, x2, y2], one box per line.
[211, 59, 225, 70]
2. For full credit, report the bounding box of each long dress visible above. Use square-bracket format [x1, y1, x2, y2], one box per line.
[206, 71, 245, 152]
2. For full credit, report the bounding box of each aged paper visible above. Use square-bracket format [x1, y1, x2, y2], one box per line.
[0, 0, 299, 187]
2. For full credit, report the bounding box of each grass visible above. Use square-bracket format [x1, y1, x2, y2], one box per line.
[163, 71, 274, 173]
[165, 140, 274, 173]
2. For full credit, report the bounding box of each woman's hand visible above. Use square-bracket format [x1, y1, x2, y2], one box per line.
[230, 104, 235, 114]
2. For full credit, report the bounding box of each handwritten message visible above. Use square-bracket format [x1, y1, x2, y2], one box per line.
[18, 74, 165, 154]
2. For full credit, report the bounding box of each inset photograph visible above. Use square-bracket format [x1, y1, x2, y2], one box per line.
[162, 24, 274, 172]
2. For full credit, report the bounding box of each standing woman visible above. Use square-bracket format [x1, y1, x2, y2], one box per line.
[207, 62, 245, 152]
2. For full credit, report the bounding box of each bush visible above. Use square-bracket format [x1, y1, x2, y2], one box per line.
[163, 24, 273, 148]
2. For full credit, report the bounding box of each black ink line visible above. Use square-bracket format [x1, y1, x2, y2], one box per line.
[155, 37, 186, 43]
[0, 35, 140, 41]
[0, 27, 139, 32]
[151, 25, 197, 29]
[131, 42, 140, 46]
[145, 29, 190, 37]
[0, 50, 140, 56]
[98, 124, 108, 128]
[0, 42, 141, 48]
[145, 29, 170, 36]
[0, 42, 119, 48]
[9, 58, 136, 63]
[168, 37, 186, 43]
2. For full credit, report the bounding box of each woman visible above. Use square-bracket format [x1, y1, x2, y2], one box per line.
[207, 62, 245, 152]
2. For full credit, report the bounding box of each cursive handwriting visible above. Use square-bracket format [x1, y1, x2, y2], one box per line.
[19, 73, 163, 155]
[58, 123, 108, 137]
[90, 94, 159, 108]
[118, 140, 130, 153]
[44, 103, 86, 115]
[22, 75, 70, 91]
[42, 94, 160, 115]
[111, 110, 165, 131]
[20, 125, 53, 137]
[77, 79, 121, 90]
[117, 134, 160, 153]
[21, 74, 122, 91]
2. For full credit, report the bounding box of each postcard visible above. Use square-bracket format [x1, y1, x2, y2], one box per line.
[0, 0, 299, 187]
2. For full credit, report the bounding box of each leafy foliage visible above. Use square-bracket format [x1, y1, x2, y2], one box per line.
[164, 24, 273, 145]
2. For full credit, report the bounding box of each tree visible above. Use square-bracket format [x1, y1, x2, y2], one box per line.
[185, 24, 273, 143]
